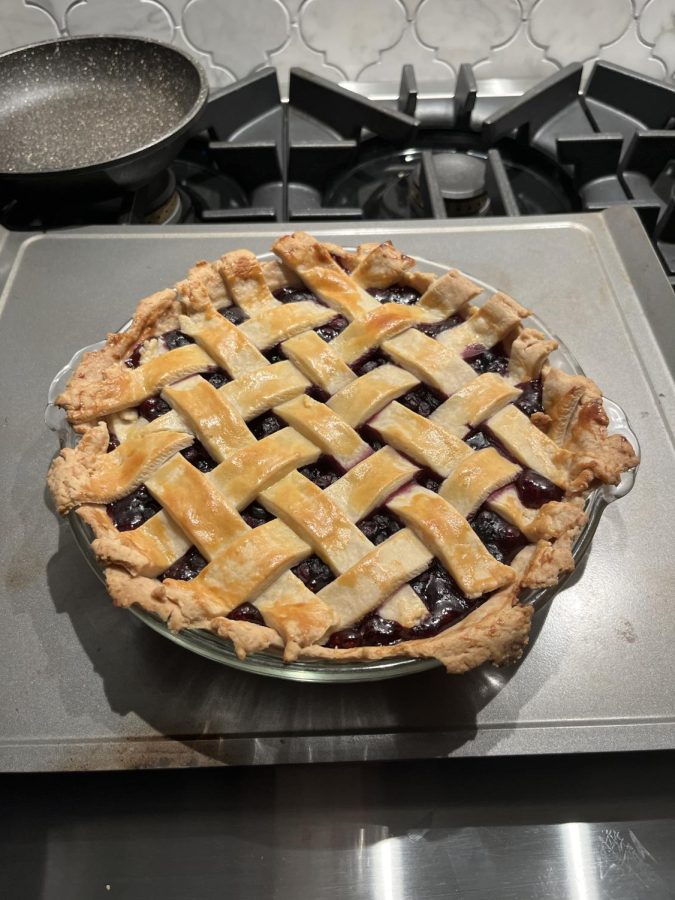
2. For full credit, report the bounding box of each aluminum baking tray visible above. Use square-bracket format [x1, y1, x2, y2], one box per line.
[0, 208, 673, 770]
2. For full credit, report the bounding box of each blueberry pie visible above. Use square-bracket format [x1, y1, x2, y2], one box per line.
[47, 233, 638, 672]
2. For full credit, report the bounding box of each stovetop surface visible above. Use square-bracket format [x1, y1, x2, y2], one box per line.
[0, 209, 673, 771]
[3, 61, 675, 291]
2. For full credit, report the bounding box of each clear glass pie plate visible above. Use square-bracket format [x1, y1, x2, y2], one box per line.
[45, 255, 640, 682]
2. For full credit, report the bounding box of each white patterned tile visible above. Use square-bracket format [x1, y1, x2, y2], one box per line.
[529, 0, 633, 64]
[416, 0, 522, 67]
[359, 23, 455, 84]
[0, 2, 59, 52]
[400, 0, 424, 17]
[474, 24, 559, 80]
[66, 0, 174, 41]
[299, 0, 407, 80]
[29, 0, 77, 31]
[172, 26, 236, 89]
[596, 18, 666, 77]
[1, 0, 673, 101]
[279, 0, 307, 19]
[151, 0, 194, 23]
[267, 22, 345, 91]
[183, 0, 290, 77]
[639, 0, 675, 75]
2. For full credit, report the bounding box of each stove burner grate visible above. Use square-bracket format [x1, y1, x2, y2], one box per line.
[2, 60, 675, 288]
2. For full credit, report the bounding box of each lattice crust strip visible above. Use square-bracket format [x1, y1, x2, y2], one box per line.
[48, 232, 639, 673]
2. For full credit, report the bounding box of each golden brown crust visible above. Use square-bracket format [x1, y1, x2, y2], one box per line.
[58, 289, 181, 424]
[48, 423, 110, 514]
[211, 617, 284, 658]
[299, 579, 533, 673]
[508, 328, 558, 382]
[46, 232, 639, 675]
[49, 424, 194, 511]
[542, 367, 639, 490]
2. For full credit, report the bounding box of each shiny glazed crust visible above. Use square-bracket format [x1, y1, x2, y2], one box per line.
[47, 234, 639, 673]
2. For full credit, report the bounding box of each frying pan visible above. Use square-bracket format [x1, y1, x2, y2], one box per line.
[0, 35, 209, 197]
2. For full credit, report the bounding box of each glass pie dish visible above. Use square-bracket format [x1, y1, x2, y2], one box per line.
[45, 255, 640, 682]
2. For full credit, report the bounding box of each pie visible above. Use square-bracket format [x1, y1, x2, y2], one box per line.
[47, 232, 639, 673]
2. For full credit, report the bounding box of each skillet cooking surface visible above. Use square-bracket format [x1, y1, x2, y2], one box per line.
[0, 36, 204, 174]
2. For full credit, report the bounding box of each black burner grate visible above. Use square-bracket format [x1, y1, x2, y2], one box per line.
[2, 60, 675, 287]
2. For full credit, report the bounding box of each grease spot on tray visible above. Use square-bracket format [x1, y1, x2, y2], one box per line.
[616, 619, 637, 643]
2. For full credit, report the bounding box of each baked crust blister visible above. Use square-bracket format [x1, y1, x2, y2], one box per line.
[47, 233, 639, 673]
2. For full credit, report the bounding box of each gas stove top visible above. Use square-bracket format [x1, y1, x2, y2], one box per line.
[2, 62, 675, 286]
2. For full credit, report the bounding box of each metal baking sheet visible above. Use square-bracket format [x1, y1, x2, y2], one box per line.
[1, 208, 673, 771]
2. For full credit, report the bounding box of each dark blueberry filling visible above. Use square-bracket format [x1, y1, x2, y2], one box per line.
[398, 384, 444, 418]
[516, 468, 563, 508]
[307, 385, 330, 403]
[292, 555, 335, 593]
[263, 344, 285, 364]
[418, 314, 464, 337]
[181, 440, 217, 473]
[107, 431, 120, 453]
[159, 546, 207, 582]
[463, 425, 517, 462]
[408, 560, 474, 639]
[162, 329, 195, 351]
[328, 560, 477, 649]
[227, 602, 265, 626]
[324, 627, 362, 650]
[273, 286, 319, 304]
[241, 501, 274, 529]
[410, 559, 463, 612]
[298, 455, 342, 489]
[327, 613, 405, 649]
[464, 427, 492, 451]
[315, 315, 348, 343]
[367, 284, 421, 305]
[361, 613, 407, 645]
[358, 423, 385, 451]
[515, 378, 544, 417]
[247, 412, 284, 440]
[358, 508, 403, 545]
[351, 351, 389, 377]
[138, 396, 171, 421]
[107, 485, 160, 531]
[416, 469, 442, 492]
[219, 305, 248, 324]
[124, 344, 143, 369]
[330, 252, 351, 272]
[201, 367, 230, 389]
[465, 342, 509, 375]
[470, 508, 527, 564]
[408, 603, 473, 640]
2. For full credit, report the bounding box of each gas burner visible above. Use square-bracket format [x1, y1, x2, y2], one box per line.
[364, 151, 490, 220]
[143, 188, 182, 225]
[130, 169, 183, 225]
[424, 152, 489, 216]
[0, 167, 188, 228]
[324, 137, 577, 220]
[3, 61, 675, 288]
[173, 157, 248, 219]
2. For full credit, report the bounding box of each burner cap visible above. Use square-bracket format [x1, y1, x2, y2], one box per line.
[433, 152, 486, 201]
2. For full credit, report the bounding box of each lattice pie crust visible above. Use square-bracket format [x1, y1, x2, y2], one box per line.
[48, 233, 638, 673]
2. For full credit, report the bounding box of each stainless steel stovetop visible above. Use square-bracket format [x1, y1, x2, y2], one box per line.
[0, 208, 673, 771]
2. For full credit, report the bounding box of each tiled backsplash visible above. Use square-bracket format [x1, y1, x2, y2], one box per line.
[3, 0, 673, 91]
